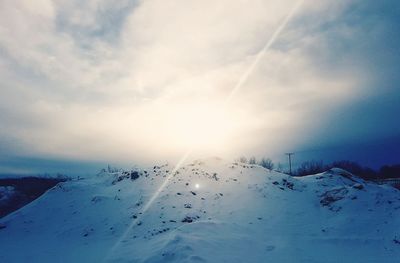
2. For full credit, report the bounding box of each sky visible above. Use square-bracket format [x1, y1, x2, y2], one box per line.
[0, 0, 399, 175]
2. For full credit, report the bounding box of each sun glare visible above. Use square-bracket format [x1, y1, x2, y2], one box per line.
[166, 102, 238, 152]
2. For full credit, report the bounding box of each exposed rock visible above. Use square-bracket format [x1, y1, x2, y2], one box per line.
[130, 171, 140, 180]
[353, 183, 364, 190]
[320, 187, 348, 207]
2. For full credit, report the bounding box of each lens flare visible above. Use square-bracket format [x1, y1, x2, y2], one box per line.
[104, 1, 304, 260]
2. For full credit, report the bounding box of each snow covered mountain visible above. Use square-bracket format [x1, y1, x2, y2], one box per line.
[0, 157, 399, 263]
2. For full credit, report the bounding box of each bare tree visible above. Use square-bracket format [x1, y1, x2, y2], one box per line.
[238, 156, 248, 163]
[296, 160, 325, 176]
[249, 156, 257, 165]
[259, 158, 274, 170]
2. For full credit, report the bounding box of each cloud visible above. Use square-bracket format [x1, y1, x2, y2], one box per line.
[0, 0, 398, 169]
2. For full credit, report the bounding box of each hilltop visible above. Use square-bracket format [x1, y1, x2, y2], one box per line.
[0, 158, 399, 262]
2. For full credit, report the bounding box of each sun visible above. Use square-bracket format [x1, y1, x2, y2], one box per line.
[166, 102, 238, 152]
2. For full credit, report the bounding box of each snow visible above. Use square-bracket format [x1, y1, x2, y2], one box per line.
[0, 157, 399, 262]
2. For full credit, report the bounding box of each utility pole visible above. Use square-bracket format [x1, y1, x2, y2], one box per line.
[285, 153, 294, 175]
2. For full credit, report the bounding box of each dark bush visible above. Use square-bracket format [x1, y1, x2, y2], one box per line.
[259, 158, 274, 170]
[295, 160, 325, 176]
[380, 165, 400, 179]
[327, 160, 377, 180]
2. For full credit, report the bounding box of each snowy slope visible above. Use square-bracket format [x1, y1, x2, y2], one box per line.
[0, 157, 399, 263]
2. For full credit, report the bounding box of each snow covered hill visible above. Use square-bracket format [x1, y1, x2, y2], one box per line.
[0, 157, 399, 263]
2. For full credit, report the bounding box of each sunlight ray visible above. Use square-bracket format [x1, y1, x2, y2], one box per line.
[104, 1, 304, 260]
[103, 150, 192, 261]
[224, 0, 304, 106]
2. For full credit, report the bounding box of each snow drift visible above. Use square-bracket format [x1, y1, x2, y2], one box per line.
[0, 158, 399, 262]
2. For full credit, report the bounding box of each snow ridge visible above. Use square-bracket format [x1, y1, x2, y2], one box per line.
[0, 158, 399, 263]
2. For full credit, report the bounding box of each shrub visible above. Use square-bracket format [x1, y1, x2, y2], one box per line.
[295, 160, 325, 176]
[238, 156, 248, 163]
[380, 165, 400, 179]
[259, 158, 274, 170]
[328, 160, 377, 180]
[249, 156, 257, 165]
